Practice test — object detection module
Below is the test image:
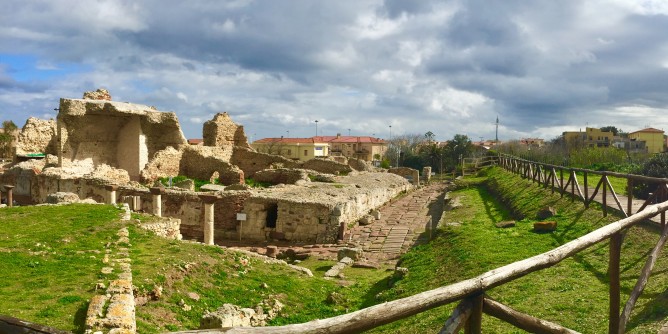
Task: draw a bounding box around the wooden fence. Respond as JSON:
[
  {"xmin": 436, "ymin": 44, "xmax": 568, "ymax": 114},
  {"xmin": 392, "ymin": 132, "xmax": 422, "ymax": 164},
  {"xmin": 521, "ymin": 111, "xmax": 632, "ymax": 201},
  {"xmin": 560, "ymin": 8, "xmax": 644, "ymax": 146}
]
[
  {"xmin": 498, "ymin": 154, "xmax": 668, "ymax": 225},
  {"xmin": 173, "ymin": 157, "xmax": 668, "ymax": 334}
]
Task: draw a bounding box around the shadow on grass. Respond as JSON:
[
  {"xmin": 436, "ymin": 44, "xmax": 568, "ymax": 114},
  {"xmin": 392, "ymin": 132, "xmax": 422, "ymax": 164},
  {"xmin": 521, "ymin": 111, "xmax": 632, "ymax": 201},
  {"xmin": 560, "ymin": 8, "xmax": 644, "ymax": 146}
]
[
  {"xmin": 625, "ymin": 287, "xmax": 668, "ymax": 332},
  {"xmin": 72, "ymin": 302, "xmax": 89, "ymax": 334}
]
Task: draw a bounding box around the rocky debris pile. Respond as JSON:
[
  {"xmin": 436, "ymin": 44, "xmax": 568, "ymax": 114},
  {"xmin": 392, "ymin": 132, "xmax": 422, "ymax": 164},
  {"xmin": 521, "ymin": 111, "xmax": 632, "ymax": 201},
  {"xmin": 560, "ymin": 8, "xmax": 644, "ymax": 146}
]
[
  {"xmin": 324, "ymin": 247, "xmax": 364, "ymax": 278},
  {"xmin": 200, "ymin": 298, "xmax": 284, "ymax": 329},
  {"xmin": 46, "ymin": 192, "xmax": 80, "ymax": 204},
  {"xmin": 83, "ymin": 88, "xmax": 112, "ymax": 101},
  {"xmin": 137, "ymin": 217, "xmax": 182, "ymax": 240}
]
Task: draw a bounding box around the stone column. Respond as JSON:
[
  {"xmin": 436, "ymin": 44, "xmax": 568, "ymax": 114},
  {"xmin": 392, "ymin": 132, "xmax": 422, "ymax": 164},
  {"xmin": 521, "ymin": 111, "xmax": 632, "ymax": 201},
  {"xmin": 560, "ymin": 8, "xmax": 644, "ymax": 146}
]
[
  {"xmin": 412, "ymin": 170, "xmax": 420, "ymax": 186},
  {"xmin": 422, "ymin": 167, "xmax": 432, "ymax": 183},
  {"xmin": 4, "ymin": 185, "xmax": 14, "ymax": 207},
  {"xmin": 199, "ymin": 194, "xmax": 220, "ymax": 245},
  {"xmin": 104, "ymin": 185, "xmax": 118, "ymax": 205},
  {"xmin": 149, "ymin": 187, "xmax": 163, "ymax": 217}
]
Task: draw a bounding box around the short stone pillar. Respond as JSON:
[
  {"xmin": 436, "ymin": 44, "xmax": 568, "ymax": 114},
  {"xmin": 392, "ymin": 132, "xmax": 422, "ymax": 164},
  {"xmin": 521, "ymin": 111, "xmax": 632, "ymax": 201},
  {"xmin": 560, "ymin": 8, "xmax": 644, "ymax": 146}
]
[
  {"xmin": 422, "ymin": 167, "xmax": 432, "ymax": 183},
  {"xmin": 149, "ymin": 187, "xmax": 163, "ymax": 217},
  {"xmin": 199, "ymin": 194, "xmax": 220, "ymax": 245},
  {"xmin": 4, "ymin": 185, "xmax": 14, "ymax": 207},
  {"xmin": 412, "ymin": 169, "xmax": 420, "ymax": 186},
  {"xmin": 104, "ymin": 184, "xmax": 118, "ymax": 205}
]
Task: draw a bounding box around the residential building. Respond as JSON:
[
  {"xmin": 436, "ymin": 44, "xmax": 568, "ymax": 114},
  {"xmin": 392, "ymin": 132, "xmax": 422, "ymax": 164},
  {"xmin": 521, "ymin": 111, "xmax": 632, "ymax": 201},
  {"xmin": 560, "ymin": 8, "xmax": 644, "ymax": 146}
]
[
  {"xmin": 187, "ymin": 138, "xmax": 204, "ymax": 145},
  {"xmin": 252, "ymin": 134, "xmax": 387, "ymax": 163},
  {"xmin": 611, "ymin": 137, "xmax": 647, "ymax": 153},
  {"xmin": 251, "ymin": 137, "xmax": 329, "ymax": 162},
  {"xmin": 562, "ymin": 127, "xmax": 614, "ymax": 148},
  {"xmin": 519, "ymin": 138, "xmax": 544, "ymax": 148},
  {"xmin": 628, "ymin": 128, "xmax": 665, "ymax": 154},
  {"xmin": 321, "ymin": 134, "xmax": 387, "ymax": 163}
]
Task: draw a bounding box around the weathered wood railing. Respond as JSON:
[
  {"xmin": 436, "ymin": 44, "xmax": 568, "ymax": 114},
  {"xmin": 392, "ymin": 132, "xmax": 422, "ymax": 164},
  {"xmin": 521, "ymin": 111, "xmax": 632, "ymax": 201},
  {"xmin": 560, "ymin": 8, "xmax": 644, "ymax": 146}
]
[
  {"xmin": 461, "ymin": 156, "xmax": 498, "ymax": 176},
  {"xmin": 498, "ymin": 154, "xmax": 668, "ymax": 224},
  {"xmin": 174, "ymin": 192, "xmax": 668, "ymax": 333}
]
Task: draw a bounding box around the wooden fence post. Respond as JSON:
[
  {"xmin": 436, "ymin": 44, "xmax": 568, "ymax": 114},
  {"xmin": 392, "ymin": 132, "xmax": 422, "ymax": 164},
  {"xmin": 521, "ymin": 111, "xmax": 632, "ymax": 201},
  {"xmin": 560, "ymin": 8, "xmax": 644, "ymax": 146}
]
[
  {"xmin": 626, "ymin": 179, "xmax": 633, "ymax": 216},
  {"xmin": 608, "ymin": 232, "xmax": 622, "ymax": 334},
  {"xmin": 465, "ymin": 293, "xmax": 483, "ymax": 334},
  {"xmin": 602, "ymin": 174, "xmax": 608, "ymax": 217},
  {"xmin": 584, "ymin": 172, "xmax": 589, "ymax": 208}
]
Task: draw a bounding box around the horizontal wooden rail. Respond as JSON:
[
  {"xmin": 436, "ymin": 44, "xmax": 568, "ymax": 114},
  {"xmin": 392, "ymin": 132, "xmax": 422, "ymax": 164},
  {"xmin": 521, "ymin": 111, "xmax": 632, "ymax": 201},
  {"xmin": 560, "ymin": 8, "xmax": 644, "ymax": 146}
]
[{"xmin": 172, "ymin": 200, "xmax": 668, "ymax": 334}]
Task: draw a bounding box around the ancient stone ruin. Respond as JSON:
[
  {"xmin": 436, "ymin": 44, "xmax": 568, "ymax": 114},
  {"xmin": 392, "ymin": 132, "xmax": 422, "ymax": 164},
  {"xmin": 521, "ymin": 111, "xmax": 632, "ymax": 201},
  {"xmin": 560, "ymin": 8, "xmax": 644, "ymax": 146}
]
[{"xmin": 0, "ymin": 90, "xmax": 418, "ymax": 246}]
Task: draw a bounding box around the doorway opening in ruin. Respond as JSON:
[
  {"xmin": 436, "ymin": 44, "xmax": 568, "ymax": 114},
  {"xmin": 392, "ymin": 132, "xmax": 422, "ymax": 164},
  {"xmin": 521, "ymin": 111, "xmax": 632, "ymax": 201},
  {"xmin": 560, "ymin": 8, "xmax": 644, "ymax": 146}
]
[{"xmin": 265, "ymin": 203, "xmax": 278, "ymax": 228}]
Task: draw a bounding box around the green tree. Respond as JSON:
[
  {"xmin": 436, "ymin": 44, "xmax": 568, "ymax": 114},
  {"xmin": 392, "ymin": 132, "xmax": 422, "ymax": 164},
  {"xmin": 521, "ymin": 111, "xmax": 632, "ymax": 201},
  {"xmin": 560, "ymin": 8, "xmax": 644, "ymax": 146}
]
[
  {"xmin": 442, "ymin": 134, "xmax": 472, "ymax": 171},
  {"xmin": 600, "ymin": 126, "xmax": 621, "ymax": 136},
  {"xmin": 0, "ymin": 120, "xmax": 18, "ymax": 158},
  {"xmin": 419, "ymin": 142, "xmax": 443, "ymax": 173}
]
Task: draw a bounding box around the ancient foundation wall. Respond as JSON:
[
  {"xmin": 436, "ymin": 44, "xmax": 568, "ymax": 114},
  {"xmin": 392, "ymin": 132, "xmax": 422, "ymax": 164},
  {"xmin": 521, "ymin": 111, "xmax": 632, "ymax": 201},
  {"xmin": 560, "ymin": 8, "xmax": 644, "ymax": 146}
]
[
  {"xmin": 302, "ymin": 158, "xmax": 353, "ymax": 175},
  {"xmin": 389, "ymin": 167, "xmax": 420, "ymax": 185},
  {"xmin": 241, "ymin": 199, "xmax": 337, "ymax": 243},
  {"xmin": 33, "ymin": 175, "xmax": 110, "ymax": 204},
  {"xmin": 253, "ymin": 169, "xmax": 309, "ymax": 185}
]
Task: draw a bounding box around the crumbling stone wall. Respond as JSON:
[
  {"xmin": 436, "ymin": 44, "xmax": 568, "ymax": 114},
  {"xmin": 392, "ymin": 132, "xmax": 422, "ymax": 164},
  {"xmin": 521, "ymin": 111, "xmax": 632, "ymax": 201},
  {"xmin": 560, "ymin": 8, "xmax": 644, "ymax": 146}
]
[
  {"xmin": 231, "ymin": 147, "xmax": 300, "ymax": 177},
  {"xmin": 139, "ymin": 217, "xmax": 182, "ymax": 239},
  {"xmin": 347, "ymin": 157, "xmax": 374, "ymax": 172},
  {"xmin": 302, "ymin": 158, "xmax": 353, "ymax": 175},
  {"xmin": 241, "ymin": 198, "xmax": 337, "ymax": 243},
  {"xmin": 57, "ymin": 98, "xmax": 187, "ymax": 181},
  {"xmin": 179, "ymin": 145, "xmax": 243, "ymax": 185},
  {"xmin": 15, "ymin": 117, "xmax": 57, "ymax": 156},
  {"xmin": 83, "ymin": 88, "xmax": 112, "ymax": 101},
  {"xmin": 33, "ymin": 174, "xmax": 111, "ymax": 204},
  {"xmin": 140, "ymin": 146, "xmax": 183, "ymax": 182},
  {"xmin": 389, "ymin": 167, "xmax": 420, "ymax": 185},
  {"xmin": 203, "ymin": 112, "xmax": 251, "ymax": 149}
]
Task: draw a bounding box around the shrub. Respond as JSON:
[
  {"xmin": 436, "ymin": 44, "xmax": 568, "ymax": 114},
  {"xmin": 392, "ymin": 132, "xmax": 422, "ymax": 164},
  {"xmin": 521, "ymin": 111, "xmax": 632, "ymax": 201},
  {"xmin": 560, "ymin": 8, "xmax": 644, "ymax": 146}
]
[{"xmin": 632, "ymin": 153, "xmax": 668, "ymax": 199}]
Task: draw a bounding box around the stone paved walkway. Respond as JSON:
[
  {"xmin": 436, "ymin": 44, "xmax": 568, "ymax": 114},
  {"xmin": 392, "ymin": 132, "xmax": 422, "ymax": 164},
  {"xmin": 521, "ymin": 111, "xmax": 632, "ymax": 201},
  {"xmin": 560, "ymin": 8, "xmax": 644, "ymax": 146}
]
[{"xmin": 343, "ymin": 182, "xmax": 448, "ymax": 261}]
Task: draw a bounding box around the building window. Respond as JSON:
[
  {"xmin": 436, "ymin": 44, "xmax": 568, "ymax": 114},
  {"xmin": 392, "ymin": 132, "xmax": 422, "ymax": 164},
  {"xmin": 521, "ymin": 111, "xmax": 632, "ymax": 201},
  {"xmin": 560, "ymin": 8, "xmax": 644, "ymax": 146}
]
[
  {"xmin": 304, "ymin": 150, "xmax": 308, "ymax": 156},
  {"xmin": 287, "ymin": 149, "xmax": 292, "ymax": 156}
]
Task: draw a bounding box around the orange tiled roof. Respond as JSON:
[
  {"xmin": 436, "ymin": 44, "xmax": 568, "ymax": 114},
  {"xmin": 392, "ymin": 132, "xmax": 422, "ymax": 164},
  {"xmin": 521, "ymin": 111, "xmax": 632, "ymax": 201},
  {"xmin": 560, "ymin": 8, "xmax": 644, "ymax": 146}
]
[
  {"xmin": 254, "ymin": 136, "xmax": 386, "ymax": 144},
  {"xmin": 630, "ymin": 127, "xmax": 664, "ymax": 134}
]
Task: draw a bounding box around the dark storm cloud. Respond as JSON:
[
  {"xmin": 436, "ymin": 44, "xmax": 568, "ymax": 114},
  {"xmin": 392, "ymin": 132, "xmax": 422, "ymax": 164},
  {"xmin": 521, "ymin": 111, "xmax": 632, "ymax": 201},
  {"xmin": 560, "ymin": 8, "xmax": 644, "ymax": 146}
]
[{"xmin": 2, "ymin": 0, "xmax": 668, "ymax": 141}]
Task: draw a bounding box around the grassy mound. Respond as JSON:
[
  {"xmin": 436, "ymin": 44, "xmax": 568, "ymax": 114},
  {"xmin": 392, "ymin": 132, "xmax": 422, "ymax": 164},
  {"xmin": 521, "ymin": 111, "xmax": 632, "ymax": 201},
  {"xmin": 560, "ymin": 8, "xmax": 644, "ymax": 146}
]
[
  {"xmin": 0, "ymin": 204, "xmax": 393, "ymax": 333},
  {"xmin": 371, "ymin": 167, "xmax": 668, "ymax": 333}
]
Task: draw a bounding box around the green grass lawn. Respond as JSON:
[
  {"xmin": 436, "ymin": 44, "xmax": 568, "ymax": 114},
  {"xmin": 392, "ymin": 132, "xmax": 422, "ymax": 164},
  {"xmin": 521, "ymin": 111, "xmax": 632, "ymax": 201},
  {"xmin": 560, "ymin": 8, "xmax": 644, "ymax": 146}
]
[
  {"xmin": 371, "ymin": 168, "xmax": 668, "ymax": 333},
  {"xmin": 0, "ymin": 204, "xmax": 122, "ymax": 333},
  {"xmin": 2, "ymin": 168, "xmax": 667, "ymax": 333}
]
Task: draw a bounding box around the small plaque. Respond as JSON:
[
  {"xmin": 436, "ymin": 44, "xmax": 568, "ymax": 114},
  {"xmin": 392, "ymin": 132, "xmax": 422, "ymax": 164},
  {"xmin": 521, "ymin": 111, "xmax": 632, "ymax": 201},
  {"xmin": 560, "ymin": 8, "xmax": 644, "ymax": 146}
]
[{"xmin": 236, "ymin": 213, "xmax": 247, "ymax": 221}]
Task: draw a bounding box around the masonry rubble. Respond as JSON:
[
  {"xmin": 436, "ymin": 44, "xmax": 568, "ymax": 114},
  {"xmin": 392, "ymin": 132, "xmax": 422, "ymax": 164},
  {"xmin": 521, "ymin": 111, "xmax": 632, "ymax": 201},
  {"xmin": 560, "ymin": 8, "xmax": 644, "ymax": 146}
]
[{"xmin": 0, "ymin": 89, "xmax": 414, "ymax": 246}]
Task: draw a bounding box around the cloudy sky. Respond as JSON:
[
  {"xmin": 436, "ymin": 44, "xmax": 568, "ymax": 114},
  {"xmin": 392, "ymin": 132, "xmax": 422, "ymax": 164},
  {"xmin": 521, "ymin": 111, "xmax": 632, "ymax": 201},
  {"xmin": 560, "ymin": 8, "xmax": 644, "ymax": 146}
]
[{"xmin": 2, "ymin": 0, "xmax": 668, "ymax": 142}]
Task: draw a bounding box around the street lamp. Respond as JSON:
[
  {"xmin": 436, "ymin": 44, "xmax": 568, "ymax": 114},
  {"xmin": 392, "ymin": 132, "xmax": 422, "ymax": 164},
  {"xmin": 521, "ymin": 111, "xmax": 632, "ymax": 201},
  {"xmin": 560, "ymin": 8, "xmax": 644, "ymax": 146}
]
[
  {"xmin": 315, "ymin": 120, "xmax": 319, "ymax": 136},
  {"xmin": 287, "ymin": 130, "xmax": 290, "ymax": 137},
  {"xmin": 348, "ymin": 128, "xmax": 351, "ymax": 136}
]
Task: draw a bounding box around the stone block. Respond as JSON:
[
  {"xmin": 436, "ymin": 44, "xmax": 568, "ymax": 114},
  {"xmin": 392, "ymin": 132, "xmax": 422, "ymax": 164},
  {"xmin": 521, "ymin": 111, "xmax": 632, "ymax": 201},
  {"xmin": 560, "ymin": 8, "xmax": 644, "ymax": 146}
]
[
  {"xmin": 533, "ymin": 221, "xmax": 557, "ymax": 232},
  {"xmin": 337, "ymin": 247, "xmax": 363, "ymax": 261},
  {"xmin": 537, "ymin": 206, "xmax": 557, "ymax": 220},
  {"xmin": 495, "ymin": 221, "xmax": 516, "ymax": 228}
]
